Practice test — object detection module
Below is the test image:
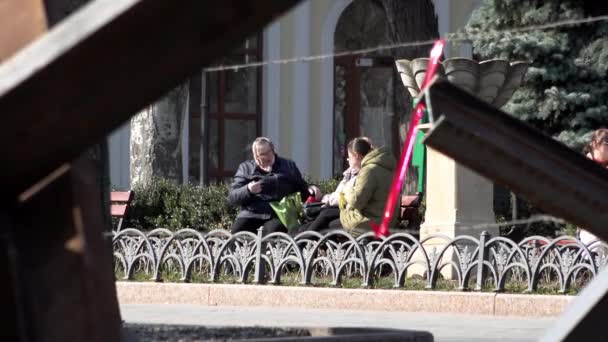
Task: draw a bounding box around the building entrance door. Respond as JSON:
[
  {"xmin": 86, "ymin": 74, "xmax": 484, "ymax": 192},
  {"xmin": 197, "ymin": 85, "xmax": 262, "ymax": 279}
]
[{"xmin": 333, "ymin": 55, "xmax": 399, "ymax": 174}]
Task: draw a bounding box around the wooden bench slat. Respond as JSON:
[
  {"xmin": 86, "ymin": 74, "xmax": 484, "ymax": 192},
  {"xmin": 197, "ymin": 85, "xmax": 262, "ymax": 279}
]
[
  {"xmin": 111, "ymin": 203, "xmax": 128, "ymax": 217},
  {"xmin": 527, "ymin": 239, "xmax": 578, "ymax": 247},
  {"xmin": 111, "ymin": 190, "xmax": 133, "ymax": 202},
  {"xmin": 401, "ymin": 195, "xmax": 419, "ymax": 207}
]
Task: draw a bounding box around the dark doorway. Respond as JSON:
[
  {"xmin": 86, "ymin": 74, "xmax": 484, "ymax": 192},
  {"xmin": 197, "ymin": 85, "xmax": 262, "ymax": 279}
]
[{"xmin": 333, "ymin": 55, "xmax": 400, "ymax": 173}]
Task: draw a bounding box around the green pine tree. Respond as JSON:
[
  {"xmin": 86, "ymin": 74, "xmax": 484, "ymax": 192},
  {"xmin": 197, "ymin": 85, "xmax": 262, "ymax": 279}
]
[{"xmin": 460, "ymin": 0, "xmax": 608, "ymax": 149}]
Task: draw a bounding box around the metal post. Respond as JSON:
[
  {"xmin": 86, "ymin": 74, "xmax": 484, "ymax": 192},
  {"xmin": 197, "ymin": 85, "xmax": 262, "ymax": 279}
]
[
  {"xmin": 200, "ymin": 70, "xmax": 208, "ymax": 186},
  {"xmin": 181, "ymin": 86, "xmax": 190, "ymax": 185},
  {"xmin": 511, "ymin": 192, "xmax": 517, "ymax": 220},
  {"xmin": 475, "ymin": 231, "xmax": 489, "ymax": 291},
  {"xmin": 253, "ymin": 227, "xmax": 266, "ymax": 284}
]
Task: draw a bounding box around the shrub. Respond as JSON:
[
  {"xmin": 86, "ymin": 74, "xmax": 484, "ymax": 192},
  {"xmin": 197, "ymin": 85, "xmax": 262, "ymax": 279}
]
[
  {"xmin": 125, "ymin": 178, "xmax": 237, "ymax": 231},
  {"xmin": 306, "ymin": 175, "xmax": 341, "ymax": 196},
  {"xmin": 494, "ymin": 184, "xmax": 569, "ymax": 240},
  {"xmin": 124, "ymin": 176, "xmax": 344, "ymax": 232}
]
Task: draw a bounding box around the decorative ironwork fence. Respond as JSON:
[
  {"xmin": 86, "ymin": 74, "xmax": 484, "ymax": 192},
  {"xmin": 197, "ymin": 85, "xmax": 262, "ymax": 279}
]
[{"xmin": 113, "ymin": 228, "xmax": 608, "ymax": 293}]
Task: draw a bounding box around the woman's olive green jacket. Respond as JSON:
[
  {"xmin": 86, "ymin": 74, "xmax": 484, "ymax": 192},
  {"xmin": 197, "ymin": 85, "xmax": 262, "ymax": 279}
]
[{"xmin": 340, "ymin": 146, "xmax": 399, "ymax": 234}]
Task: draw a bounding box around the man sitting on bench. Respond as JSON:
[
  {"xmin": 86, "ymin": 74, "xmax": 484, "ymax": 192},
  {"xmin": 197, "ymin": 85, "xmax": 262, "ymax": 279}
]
[{"xmin": 228, "ymin": 137, "xmax": 321, "ymax": 236}]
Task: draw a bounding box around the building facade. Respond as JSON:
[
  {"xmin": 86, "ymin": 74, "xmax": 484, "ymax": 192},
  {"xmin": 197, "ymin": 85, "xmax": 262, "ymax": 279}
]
[{"xmin": 108, "ymin": 0, "xmax": 482, "ymax": 189}]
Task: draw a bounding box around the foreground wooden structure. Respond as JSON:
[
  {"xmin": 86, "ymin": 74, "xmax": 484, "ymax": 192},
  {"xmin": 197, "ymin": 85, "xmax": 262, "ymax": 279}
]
[
  {"xmin": 423, "ymin": 80, "xmax": 608, "ymax": 341},
  {"xmin": 2, "ymin": 0, "xmax": 607, "ymax": 341},
  {"xmin": 0, "ymin": 0, "xmax": 299, "ymax": 341}
]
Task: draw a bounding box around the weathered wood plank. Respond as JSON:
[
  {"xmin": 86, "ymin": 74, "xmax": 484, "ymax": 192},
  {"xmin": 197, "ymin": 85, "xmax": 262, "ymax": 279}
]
[
  {"xmin": 423, "ymin": 80, "xmax": 608, "ymax": 240},
  {"xmin": 0, "ymin": 0, "xmax": 300, "ymax": 198},
  {"xmin": 0, "ymin": 1, "xmax": 49, "ymax": 340},
  {"xmin": 10, "ymin": 158, "xmax": 121, "ymax": 341}
]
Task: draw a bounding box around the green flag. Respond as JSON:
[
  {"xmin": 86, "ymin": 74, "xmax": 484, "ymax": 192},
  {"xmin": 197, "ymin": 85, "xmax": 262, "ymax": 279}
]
[{"xmin": 411, "ymin": 109, "xmax": 428, "ymax": 193}]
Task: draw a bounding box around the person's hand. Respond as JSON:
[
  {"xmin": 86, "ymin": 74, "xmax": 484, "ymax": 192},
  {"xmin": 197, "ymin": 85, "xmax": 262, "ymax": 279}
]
[
  {"xmin": 247, "ymin": 180, "xmax": 263, "ymax": 194},
  {"xmin": 308, "ymin": 185, "xmax": 321, "ymax": 201}
]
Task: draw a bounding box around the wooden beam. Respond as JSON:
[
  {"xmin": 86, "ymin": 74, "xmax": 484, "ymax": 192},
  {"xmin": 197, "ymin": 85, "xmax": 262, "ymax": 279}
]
[
  {"xmin": 0, "ymin": 0, "xmax": 47, "ymax": 62},
  {"xmin": 7, "ymin": 157, "xmax": 121, "ymax": 341},
  {"xmin": 541, "ymin": 268, "xmax": 608, "ymax": 341},
  {"xmin": 0, "ymin": 1, "xmax": 49, "ymax": 340},
  {"xmin": 424, "ymin": 80, "xmax": 608, "ymax": 341},
  {"xmin": 423, "ymin": 80, "xmax": 608, "ymax": 240},
  {"xmin": 0, "ymin": 0, "xmax": 300, "ymax": 199}
]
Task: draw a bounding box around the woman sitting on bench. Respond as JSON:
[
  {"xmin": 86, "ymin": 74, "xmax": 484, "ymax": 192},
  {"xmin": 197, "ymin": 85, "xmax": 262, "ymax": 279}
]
[
  {"xmin": 333, "ymin": 141, "xmax": 399, "ymax": 237},
  {"xmin": 294, "ymin": 137, "xmax": 372, "ymax": 235},
  {"xmin": 577, "ymin": 128, "xmax": 608, "ymax": 246}
]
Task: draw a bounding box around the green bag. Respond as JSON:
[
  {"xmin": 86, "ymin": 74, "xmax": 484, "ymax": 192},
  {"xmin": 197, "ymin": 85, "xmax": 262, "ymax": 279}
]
[
  {"xmin": 269, "ymin": 192, "xmax": 303, "ymax": 231},
  {"xmin": 412, "ymin": 99, "xmax": 428, "ymax": 193}
]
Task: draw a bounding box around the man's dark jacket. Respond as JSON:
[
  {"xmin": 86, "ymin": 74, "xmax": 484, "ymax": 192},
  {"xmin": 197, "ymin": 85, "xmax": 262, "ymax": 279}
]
[{"xmin": 228, "ymin": 155, "xmax": 310, "ymax": 219}]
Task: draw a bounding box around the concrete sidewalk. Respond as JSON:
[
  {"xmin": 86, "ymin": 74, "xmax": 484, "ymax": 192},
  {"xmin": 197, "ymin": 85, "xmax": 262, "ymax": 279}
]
[
  {"xmin": 120, "ymin": 304, "xmax": 554, "ymax": 342},
  {"xmin": 117, "ymin": 282, "xmax": 573, "ymax": 317}
]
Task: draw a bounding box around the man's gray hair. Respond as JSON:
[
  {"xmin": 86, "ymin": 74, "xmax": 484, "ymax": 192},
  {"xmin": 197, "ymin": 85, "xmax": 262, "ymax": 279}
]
[{"xmin": 252, "ymin": 137, "xmax": 275, "ymax": 153}]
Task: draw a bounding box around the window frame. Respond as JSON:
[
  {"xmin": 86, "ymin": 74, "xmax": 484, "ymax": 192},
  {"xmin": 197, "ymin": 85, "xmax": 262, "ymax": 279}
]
[{"xmin": 191, "ymin": 34, "xmax": 263, "ymax": 183}]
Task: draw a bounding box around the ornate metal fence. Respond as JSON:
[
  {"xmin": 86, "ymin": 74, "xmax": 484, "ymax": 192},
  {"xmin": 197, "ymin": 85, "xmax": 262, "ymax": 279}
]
[{"xmin": 113, "ymin": 228, "xmax": 608, "ymax": 293}]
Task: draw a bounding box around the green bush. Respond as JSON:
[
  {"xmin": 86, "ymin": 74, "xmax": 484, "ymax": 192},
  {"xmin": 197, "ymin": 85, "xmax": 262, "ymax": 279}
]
[
  {"xmin": 124, "ymin": 176, "xmax": 344, "ymax": 232},
  {"xmin": 306, "ymin": 175, "xmax": 341, "ymax": 196},
  {"xmin": 494, "ymin": 184, "xmax": 568, "ymax": 239},
  {"xmin": 125, "ymin": 178, "xmax": 237, "ymax": 231}
]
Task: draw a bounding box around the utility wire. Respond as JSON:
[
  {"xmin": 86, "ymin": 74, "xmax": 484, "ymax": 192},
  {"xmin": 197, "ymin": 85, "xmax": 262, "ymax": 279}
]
[{"xmin": 203, "ymin": 14, "xmax": 608, "ymax": 72}]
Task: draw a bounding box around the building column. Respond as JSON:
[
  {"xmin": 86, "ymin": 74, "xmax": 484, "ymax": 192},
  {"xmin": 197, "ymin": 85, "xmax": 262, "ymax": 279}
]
[
  {"xmin": 292, "ymin": 1, "xmax": 311, "ymax": 174},
  {"xmin": 319, "ymin": 0, "xmax": 353, "ymax": 179},
  {"xmin": 433, "ymin": 0, "xmax": 451, "ymax": 57},
  {"xmin": 263, "ymin": 21, "xmax": 281, "ymax": 145},
  {"xmin": 421, "ymin": 146, "xmax": 497, "ymax": 238},
  {"xmin": 415, "ymin": 133, "xmax": 496, "ymax": 280}
]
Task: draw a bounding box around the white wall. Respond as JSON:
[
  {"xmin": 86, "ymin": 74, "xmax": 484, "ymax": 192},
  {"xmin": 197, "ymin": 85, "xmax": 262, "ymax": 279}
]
[
  {"xmin": 318, "ymin": 0, "xmax": 353, "ymax": 180},
  {"xmin": 262, "ymin": 21, "xmax": 281, "ymax": 147},
  {"xmin": 291, "ymin": 1, "xmax": 312, "ymax": 175}
]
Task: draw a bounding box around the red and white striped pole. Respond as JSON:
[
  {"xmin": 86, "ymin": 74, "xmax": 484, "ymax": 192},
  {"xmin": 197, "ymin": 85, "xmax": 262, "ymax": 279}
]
[{"xmin": 372, "ymin": 39, "xmax": 445, "ymax": 238}]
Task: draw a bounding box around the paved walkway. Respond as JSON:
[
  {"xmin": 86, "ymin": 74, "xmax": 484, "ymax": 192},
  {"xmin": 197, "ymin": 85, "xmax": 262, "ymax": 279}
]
[{"xmin": 120, "ymin": 304, "xmax": 555, "ymax": 342}]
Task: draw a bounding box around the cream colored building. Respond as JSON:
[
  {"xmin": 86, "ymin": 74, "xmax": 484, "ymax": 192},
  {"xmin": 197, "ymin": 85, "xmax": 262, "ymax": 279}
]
[{"xmin": 108, "ymin": 0, "xmax": 483, "ymax": 189}]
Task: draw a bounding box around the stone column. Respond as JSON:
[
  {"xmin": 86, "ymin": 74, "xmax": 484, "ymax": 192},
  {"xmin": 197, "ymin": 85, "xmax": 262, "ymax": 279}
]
[
  {"xmin": 409, "ymin": 141, "xmax": 497, "ymax": 280},
  {"xmin": 421, "ymin": 145, "xmax": 498, "ymax": 238},
  {"xmin": 395, "ymin": 58, "xmax": 528, "ymax": 240},
  {"xmin": 395, "ymin": 58, "xmax": 528, "ymax": 279}
]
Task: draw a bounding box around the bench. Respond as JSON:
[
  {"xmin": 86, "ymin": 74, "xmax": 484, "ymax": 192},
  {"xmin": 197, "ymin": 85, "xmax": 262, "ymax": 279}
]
[
  {"xmin": 111, "ymin": 190, "xmax": 134, "ymax": 232},
  {"xmin": 524, "ymin": 238, "xmax": 578, "ymax": 248}
]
